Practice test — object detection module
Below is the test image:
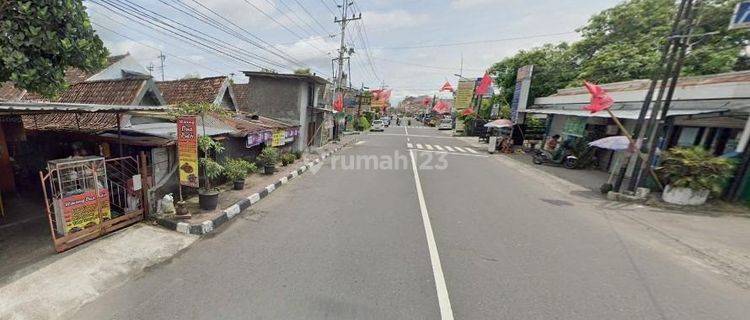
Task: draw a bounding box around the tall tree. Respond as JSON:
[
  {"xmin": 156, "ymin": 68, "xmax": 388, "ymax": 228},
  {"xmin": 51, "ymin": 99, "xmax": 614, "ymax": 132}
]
[
  {"xmin": 489, "ymin": 43, "xmax": 578, "ymax": 105},
  {"xmin": 0, "ymin": 1, "xmax": 108, "ymax": 98}
]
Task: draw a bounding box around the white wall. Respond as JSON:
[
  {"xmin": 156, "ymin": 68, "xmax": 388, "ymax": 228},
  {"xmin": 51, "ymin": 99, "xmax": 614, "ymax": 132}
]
[{"xmin": 88, "ymin": 55, "xmax": 150, "ymax": 81}]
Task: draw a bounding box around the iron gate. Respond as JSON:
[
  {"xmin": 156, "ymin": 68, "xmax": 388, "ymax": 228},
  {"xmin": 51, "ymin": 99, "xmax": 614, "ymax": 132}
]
[{"xmin": 40, "ymin": 156, "xmax": 147, "ymax": 252}]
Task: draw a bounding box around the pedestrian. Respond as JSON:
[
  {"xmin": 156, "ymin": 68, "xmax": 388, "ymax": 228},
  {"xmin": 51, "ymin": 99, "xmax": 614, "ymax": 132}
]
[{"xmin": 546, "ymin": 134, "xmax": 560, "ymax": 151}]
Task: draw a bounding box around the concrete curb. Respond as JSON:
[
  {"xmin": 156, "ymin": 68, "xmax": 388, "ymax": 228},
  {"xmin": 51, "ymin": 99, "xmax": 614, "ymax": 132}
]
[{"xmin": 155, "ymin": 143, "xmax": 348, "ymax": 235}]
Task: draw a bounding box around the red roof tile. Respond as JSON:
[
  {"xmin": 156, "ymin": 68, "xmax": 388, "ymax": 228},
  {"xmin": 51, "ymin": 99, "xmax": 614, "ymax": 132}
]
[
  {"xmin": 21, "ymin": 113, "xmax": 118, "ymax": 132},
  {"xmin": 53, "ymin": 78, "xmax": 147, "ymax": 105},
  {"xmin": 231, "ymin": 83, "xmax": 251, "ymax": 112},
  {"xmin": 0, "ymin": 83, "xmax": 25, "ymax": 101},
  {"xmin": 157, "ymin": 76, "xmax": 227, "ymax": 105}
]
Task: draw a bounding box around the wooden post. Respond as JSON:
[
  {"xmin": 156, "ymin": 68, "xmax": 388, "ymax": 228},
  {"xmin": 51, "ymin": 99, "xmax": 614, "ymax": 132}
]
[{"xmin": 139, "ymin": 152, "xmax": 150, "ymax": 218}]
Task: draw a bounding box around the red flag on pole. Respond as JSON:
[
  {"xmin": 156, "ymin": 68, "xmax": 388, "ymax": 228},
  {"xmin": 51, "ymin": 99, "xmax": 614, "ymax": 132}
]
[
  {"xmin": 440, "ymin": 81, "xmax": 454, "ymax": 92},
  {"xmin": 475, "ymin": 72, "xmax": 492, "ymax": 96},
  {"xmin": 432, "ymin": 100, "xmax": 450, "ymax": 114},
  {"xmin": 333, "ymin": 93, "xmax": 344, "ymax": 112},
  {"xmin": 461, "ymin": 108, "xmax": 475, "ymax": 116},
  {"xmin": 422, "ymin": 97, "xmax": 432, "ymax": 106},
  {"xmin": 582, "ymin": 81, "xmax": 614, "ymax": 113}
]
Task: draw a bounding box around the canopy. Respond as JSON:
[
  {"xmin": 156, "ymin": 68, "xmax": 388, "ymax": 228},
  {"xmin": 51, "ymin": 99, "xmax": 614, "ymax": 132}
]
[
  {"xmin": 589, "ymin": 136, "xmax": 631, "ymax": 151},
  {"xmin": 525, "ymin": 108, "xmax": 727, "ymax": 119},
  {"xmin": 484, "ymin": 119, "xmax": 513, "ymax": 128}
]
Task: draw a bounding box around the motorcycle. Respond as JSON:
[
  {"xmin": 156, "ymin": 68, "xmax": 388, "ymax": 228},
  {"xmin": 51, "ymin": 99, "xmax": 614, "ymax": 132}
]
[{"xmin": 532, "ymin": 148, "xmax": 578, "ymax": 169}]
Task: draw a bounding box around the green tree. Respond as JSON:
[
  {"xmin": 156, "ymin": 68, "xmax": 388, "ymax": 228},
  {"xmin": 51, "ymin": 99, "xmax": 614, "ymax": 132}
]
[
  {"xmin": 489, "ymin": 43, "xmax": 578, "ymax": 106},
  {"xmin": 0, "ymin": 1, "xmax": 109, "ymax": 98}
]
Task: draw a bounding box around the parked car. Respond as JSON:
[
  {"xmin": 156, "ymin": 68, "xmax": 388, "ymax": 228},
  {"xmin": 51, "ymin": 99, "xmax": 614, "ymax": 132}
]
[
  {"xmin": 371, "ymin": 120, "xmax": 385, "ymax": 131},
  {"xmin": 380, "ymin": 117, "xmax": 390, "ymax": 126},
  {"xmin": 437, "ymin": 118, "xmax": 453, "ymax": 130}
]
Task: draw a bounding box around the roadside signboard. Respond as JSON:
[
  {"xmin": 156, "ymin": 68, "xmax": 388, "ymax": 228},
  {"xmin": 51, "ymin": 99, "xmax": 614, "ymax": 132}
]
[
  {"xmin": 271, "ymin": 130, "xmax": 285, "ymax": 147},
  {"xmin": 57, "ymin": 189, "xmax": 111, "ymax": 234},
  {"xmin": 455, "ymin": 80, "xmax": 476, "ymax": 111},
  {"xmin": 177, "ymin": 116, "xmax": 199, "ymax": 188},
  {"xmin": 510, "ymin": 65, "xmax": 534, "ymax": 124},
  {"xmin": 730, "ymin": 1, "xmax": 750, "ymax": 29}
]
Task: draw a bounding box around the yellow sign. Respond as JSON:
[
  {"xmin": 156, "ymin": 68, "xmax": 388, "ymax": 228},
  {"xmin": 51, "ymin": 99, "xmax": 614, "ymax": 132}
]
[
  {"xmin": 177, "ymin": 116, "xmax": 199, "ymax": 188},
  {"xmin": 271, "ymin": 130, "xmax": 285, "ymax": 147},
  {"xmin": 59, "ymin": 190, "xmax": 111, "ymax": 234},
  {"xmin": 455, "ymin": 80, "xmax": 476, "ymax": 111}
]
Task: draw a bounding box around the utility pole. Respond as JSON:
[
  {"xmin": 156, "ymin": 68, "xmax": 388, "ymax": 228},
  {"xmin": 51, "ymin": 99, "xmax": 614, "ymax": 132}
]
[
  {"xmin": 158, "ymin": 51, "xmax": 166, "ymax": 81},
  {"xmin": 147, "ymin": 62, "xmax": 155, "ymax": 76},
  {"xmin": 333, "ymin": 0, "xmax": 360, "ymax": 139}
]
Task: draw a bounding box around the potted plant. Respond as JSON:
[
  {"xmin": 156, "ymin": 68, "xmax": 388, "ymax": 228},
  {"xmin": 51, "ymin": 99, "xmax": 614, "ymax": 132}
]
[
  {"xmin": 293, "ymin": 150, "xmax": 303, "ymax": 160},
  {"xmin": 224, "ymin": 158, "xmax": 257, "ymax": 190},
  {"xmin": 281, "ymin": 153, "xmax": 296, "ymax": 166},
  {"xmin": 658, "ymin": 147, "xmax": 735, "ymax": 206},
  {"xmin": 173, "ymin": 102, "xmax": 233, "ymax": 211},
  {"xmin": 198, "ymin": 136, "xmax": 225, "ymax": 210},
  {"xmin": 257, "ymin": 147, "xmax": 279, "ymax": 174}
]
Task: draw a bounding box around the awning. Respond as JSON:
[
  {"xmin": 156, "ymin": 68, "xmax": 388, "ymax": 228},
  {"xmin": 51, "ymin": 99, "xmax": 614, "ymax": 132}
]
[
  {"xmin": 0, "ymin": 101, "xmax": 170, "ymax": 113},
  {"xmin": 524, "ymin": 108, "xmax": 728, "ymax": 119},
  {"xmin": 104, "ymin": 122, "xmax": 233, "ymax": 139}
]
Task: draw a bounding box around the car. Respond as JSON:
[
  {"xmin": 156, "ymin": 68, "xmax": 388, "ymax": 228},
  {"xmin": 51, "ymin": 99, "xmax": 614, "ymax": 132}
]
[
  {"xmin": 380, "ymin": 117, "xmax": 390, "ymax": 126},
  {"xmin": 438, "ymin": 118, "xmax": 453, "ymax": 130},
  {"xmin": 371, "ymin": 120, "xmax": 385, "ymax": 131}
]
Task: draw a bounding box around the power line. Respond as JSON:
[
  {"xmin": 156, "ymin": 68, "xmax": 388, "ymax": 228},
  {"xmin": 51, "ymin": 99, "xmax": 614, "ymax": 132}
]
[
  {"xmin": 291, "ymin": 0, "xmax": 333, "ymax": 35},
  {"xmin": 373, "ymin": 57, "xmax": 485, "ymax": 72},
  {"xmin": 90, "ymin": 0, "xmax": 281, "ymax": 70},
  {"xmin": 319, "ymin": 0, "xmax": 335, "ymax": 15},
  {"xmin": 241, "ymin": 0, "xmax": 332, "ymax": 56},
  {"xmin": 378, "ymin": 31, "xmax": 577, "ymax": 50}
]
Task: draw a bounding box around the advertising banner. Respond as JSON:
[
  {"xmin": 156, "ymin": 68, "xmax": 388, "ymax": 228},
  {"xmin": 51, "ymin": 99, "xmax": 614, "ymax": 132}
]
[
  {"xmin": 511, "ymin": 65, "xmax": 534, "ymax": 123},
  {"xmin": 58, "ymin": 189, "xmax": 111, "ymax": 234},
  {"xmin": 177, "ymin": 116, "xmax": 199, "ymax": 188},
  {"xmin": 563, "ymin": 116, "xmax": 586, "ymax": 137},
  {"xmin": 455, "ymin": 80, "xmax": 476, "ymax": 111},
  {"xmin": 271, "ymin": 130, "xmax": 285, "ymax": 147},
  {"xmin": 246, "ymin": 130, "xmax": 271, "ymax": 148}
]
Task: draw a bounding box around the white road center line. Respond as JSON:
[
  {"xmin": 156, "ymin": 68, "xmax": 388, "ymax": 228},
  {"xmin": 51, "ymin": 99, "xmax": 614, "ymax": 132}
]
[
  {"xmin": 435, "ymin": 145, "xmax": 445, "ymax": 151},
  {"xmin": 465, "ymin": 147, "xmax": 478, "ymax": 154},
  {"xmin": 425, "ymin": 144, "xmax": 434, "ymax": 150},
  {"xmin": 416, "ymin": 144, "xmax": 424, "ymax": 149},
  {"xmin": 407, "ymin": 142, "xmax": 414, "ymax": 148},
  {"xmin": 454, "ymin": 147, "xmax": 466, "ymax": 153},
  {"xmin": 444, "ymin": 146, "xmax": 455, "ymax": 152},
  {"xmin": 409, "ymin": 150, "xmax": 454, "ymax": 320}
]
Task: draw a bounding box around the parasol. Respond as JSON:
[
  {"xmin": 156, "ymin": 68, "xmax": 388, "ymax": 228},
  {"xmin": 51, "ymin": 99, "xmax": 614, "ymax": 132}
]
[{"xmin": 484, "ymin": 119, "xmax": 513, "ymax": 128}]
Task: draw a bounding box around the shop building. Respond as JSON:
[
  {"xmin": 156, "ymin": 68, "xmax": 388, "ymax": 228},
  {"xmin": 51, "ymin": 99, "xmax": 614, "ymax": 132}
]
[{"xmin": 523, "ymin": 71, "xmax": 750, "ymax": 179}]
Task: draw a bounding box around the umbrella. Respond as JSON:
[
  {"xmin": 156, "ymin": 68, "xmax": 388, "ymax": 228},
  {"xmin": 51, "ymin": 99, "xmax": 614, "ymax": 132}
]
[
  {"xmin": 588, "ymin": 136, "xmax": 631, "ymax": 151},
  {"xmin": 484, "ymin": 119, "xmax": 513, "ymax": 128}
]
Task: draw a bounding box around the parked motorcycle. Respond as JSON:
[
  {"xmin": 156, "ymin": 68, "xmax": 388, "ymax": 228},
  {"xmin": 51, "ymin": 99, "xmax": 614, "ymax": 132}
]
[{"xmin": 532, "ymin": 148, "xmax": 578, "ymax": 169}]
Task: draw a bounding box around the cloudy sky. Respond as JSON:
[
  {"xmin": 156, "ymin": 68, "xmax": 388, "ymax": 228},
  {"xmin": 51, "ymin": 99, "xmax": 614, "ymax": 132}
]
[{"xmin": 85, "ymin": 0, "xmax": 622, "ymax": 104}]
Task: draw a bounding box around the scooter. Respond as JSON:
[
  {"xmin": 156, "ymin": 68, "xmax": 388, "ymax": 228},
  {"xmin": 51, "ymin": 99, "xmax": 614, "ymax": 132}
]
[{"xmin": 532, "ymin": 148, "xmax": 578, "ymax": 169}]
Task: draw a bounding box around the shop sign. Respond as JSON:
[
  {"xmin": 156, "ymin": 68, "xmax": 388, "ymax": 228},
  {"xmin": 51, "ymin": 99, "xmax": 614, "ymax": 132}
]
[
  {"xmin": 271, "ymin": 130, "xmax": 285, "ymax": 147},
  {"xmin": 563, "ymin": 116, "xmax": 587, "ymax": 137},
  {"xmin": 285, "ymin": 127, "xmax": 300, "ymax": 138},
  {"xmin": 455, "ymin": 80, "xmax": 476, "ymax": 111},
  {"xmin": 177, "ymin": 116, "xmax": 199, "ymax": 188},
  {"xmin": 511, "ymin": 65, "xmax": 534, "ymax": 123},
  {"xmin": 246, "ymin": 130, "xmax": 271, "ymax": 148},
  {"xmin": 58, "ymin": 189, "xmax": 111, "ymax": 234}
]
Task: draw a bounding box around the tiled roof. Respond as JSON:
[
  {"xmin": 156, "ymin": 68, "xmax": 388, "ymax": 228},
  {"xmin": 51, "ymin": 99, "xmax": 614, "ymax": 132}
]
[
  {"xmin": 50, "ymin": 78, "xmax": 147, "ymax": 105},
  {"xmin": 21, "ymin": 113, "xmax": 119, "ymax": 132},
  {"xmin": 157, "ymin": 76, "xmax": 227, "ymax": 105},
  {"xmin": 0, "ymin": 54, "xmax": 130, "ymax": 101},
  {"xmin": 231, "ymin": 83, "xmax": 251, "ymax": 112}
]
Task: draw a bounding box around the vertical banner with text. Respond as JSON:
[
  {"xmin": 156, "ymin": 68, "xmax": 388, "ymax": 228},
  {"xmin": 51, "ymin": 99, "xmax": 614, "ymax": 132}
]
[
  {"xmin": 177, "ymin": 116, "xmax": 199, "ymax": 188},
  {"xmin": 511, "ymin": 65, "xmax": 534, "ymax": 124}
]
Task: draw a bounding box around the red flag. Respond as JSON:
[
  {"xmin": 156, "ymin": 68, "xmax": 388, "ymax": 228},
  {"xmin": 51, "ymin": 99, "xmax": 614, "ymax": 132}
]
[
  {"xmin": 432, "ymin": 100, "xmax": 450, "ymax": 114},
  {"xmin": 333, "ymin": 93, "xmax": 344, "ymax": 112},
  {"xmin": 582, "ymin": 81, "xmax": 614, "ymax": 113},
  {"xmin": 440, "ymin": 81, "xmax": 454, "ymax": 92},
  {"xmin": 475, "ymin": 72, "xmax": 492, "ymax": 96},
  {"xmin": 461, "ymin": 108, "xmax": 475, "ymax": 116},
  {"xmin": 422, "ymin": 97, "xmax": 432, "ymax": 106},
  {"xmin": 380, "ymin": 89, "xmax": 392, "ymax": 101}
]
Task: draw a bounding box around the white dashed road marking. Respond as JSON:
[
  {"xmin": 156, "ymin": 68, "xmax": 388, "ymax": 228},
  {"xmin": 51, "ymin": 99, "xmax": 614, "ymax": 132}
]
[
  {"xmin": 435, "ymin": 145, "xmax": 444, "ymax": 151},
  {"xmin": 453, "ymin": 147, "xmax": 466, "ymax": 153},
  {"xmin": 444, "ymin": 146, "xmax": 455, "ymax": 152},
  {"xmin": 425, "ymin": 144, "xmax": 434, "ymax": 150},
  {"xmin": 416, "ymin": 144, "xmax": 424, "ymax": 149},
  {"xmin": 407, "ymin": 142, "xmax": 414, "ymax": 148}
]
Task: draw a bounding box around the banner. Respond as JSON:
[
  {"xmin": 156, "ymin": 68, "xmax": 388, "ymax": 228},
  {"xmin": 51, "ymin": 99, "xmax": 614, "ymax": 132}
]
[
  {"xmin": 58, "ymin": 189, "xmax": 111, "ymax": 234},
  {"xmin": 511, "ymin": 65, "xmax": 534, "ymax": 123},
  {"xmin": 246, "ymin": 130, "xmax": 271, "ymax": 148},
  {"xmin": 177, "ymin": 116, "xmax": 199, "ymax": 188},
  {"xmin": 563, "ymin": 116, "xmax": 586, "ymax": 137},
  {"xmin": 455, "ymin": 80, "xmax": 476, "ymax": 111},
  {"xmin": 271, "ymin": 130, "xmax": 285, "ymax": 147}
]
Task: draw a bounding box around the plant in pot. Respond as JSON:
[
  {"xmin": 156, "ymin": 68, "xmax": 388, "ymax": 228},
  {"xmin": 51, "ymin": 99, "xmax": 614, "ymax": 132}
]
[
  {"xmin": 257, "ymin": 147, "xmax": 279, "ymax": 175},
  {"xmin": 198, "ymin": 136, "xmax": 225, "ymax": 210},
  {"xmin": 657, "ymin": 147, "xmax": 735, "ymax": 206},
  {"xmin": 224, "ymin": 158, "xmax": 257, "ymax": 190},
  {"xmin": 293, "ymin": 150, "xmax": 303, "ymax": 160},
  {"xmin": 171, "ymin": 102, "xmax": 233, "ymax": 211},
  {"xmin": 281, "ymin": 153, "xmax": 296, "ymax": 166}
]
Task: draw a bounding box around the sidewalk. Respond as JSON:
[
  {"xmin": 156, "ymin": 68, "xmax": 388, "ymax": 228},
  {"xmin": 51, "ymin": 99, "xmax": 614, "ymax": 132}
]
[
  {"xmin": 456, "ymin": 135, "xmax": 750, "ymax": 288},
  {"xmin": 0, "ymin": 224, "xmax": 197, "ymax": 320}
]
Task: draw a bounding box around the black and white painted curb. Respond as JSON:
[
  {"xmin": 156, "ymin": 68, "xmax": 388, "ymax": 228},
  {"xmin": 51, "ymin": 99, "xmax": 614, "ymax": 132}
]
[{"xmin": 156, "ymin": 144, "xmax": 347, "ymax": 235}]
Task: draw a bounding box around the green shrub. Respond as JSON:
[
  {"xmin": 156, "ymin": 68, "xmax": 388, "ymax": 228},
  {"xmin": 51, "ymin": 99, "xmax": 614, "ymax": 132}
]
[
  {"xmin": 358, "ymin": 116, "xmax": 370, "ymax": 131},
  {"xmin": 293, "ymin": 150, "xmax": 303, "ymax": 159},
  {"xmin": 281, "ymin": 153, "xmax": 296, "ymax": 166},
  {"xmin": 224, "ymin": 158, "xmax": 257, "ymax": 181},
  {"xmin": 257, "ymin": 147, "xmax": 279, "ymax": 167},
  {"xmin": 658, "ymin": 147, "xmax": 735, "ymax": 193}
]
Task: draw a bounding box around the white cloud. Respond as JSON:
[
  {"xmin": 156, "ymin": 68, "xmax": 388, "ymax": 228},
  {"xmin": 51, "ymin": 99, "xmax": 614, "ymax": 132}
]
[
  {"xmin": 360, "ymin": 10, "xmax": 429, "ymax": 31},
  {"xmin": 275, "ymin": 37, "xmax": 338, "ymax": 67},
  {"xmin": 450, "ymin": 0, "xmax": 504, "ymax": 9}
]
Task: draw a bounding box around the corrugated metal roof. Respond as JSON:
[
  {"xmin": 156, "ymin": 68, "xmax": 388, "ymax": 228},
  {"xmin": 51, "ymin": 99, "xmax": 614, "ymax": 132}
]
[
  {"xmin": 0, "ymin": 101, "xmax": 169, "ymax": 113},
  {"xmin": 111, "ymin": 122, "xmax": 232, "ymax": 139},
  {"xmin": 525, "ymin": 108, "xmax": 728, "ymax": 120}
]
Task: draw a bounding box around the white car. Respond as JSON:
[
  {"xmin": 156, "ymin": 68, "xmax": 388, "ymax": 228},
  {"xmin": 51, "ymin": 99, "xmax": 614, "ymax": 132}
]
[
  {"xmin": 437, "ymin": 118, "xmax": 453, "ymax": 130},
  {"xmin": 371, "ymin": 120, "xmax": 385, "ymax": 131}
]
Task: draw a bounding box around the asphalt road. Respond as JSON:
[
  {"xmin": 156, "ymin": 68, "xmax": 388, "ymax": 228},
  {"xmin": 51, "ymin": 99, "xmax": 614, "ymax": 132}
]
[{"xmin": 71, "ymin": 122, "xmax": 750, "ymax": 319}]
